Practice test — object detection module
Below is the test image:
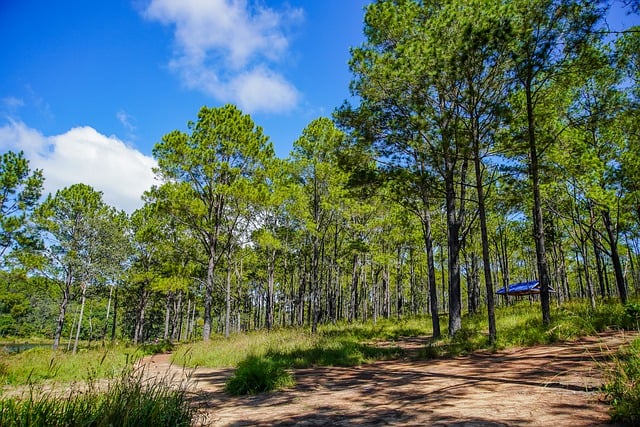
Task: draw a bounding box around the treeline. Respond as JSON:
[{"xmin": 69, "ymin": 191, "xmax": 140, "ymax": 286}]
[{"xmin": 1, "ymin": 0, "xmax": 639, "ymax": 347}]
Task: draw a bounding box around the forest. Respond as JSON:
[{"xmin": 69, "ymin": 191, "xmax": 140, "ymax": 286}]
[{"xmin": 1, "ymin": 0, "xmax": 639, "ymax": 351}]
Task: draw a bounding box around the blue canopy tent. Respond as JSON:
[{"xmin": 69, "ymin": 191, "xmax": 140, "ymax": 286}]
[{"xmin": 496, "ymin": 280, "xmax": 551, "ymax": 296}]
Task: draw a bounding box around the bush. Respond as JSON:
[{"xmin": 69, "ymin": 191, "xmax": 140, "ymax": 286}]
[
  {"xmin": 623, "ymin": 303, "xmax": 640, "ymax": 330},
  {"xmin": 225, "ymin": 355, "xmax": 294, "ymax": 396},
  {"xmin": 140, "ymin": 339, "xmax": 174, "ymax": 356},
  {"xmin": 603, "ymin": 338, "xmax": 640, "ymax": 424}
]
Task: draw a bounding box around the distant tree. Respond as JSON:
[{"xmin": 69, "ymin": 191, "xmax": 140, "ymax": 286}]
[
  {"xmin": 506, "ymin": 0, "xmax": 605, "ymax": 323},
  {"xmin": 0, "ymin": 150, "xmax": 44, "ymax": 260},
  {"xmin": 34, "ymin": 184, "xmax": 126, "ymax": 351},
  {"xmin": 291, "ymin": 117, "xmax": 348, "ymax": 333},
  {"xmin": 152, "ymin": 104, "xmax": 274, "ymax": 340}
]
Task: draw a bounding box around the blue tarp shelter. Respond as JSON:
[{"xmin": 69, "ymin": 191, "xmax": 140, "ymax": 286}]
[{"xmin": 496, "ymin": 280, "xmax": 545, "ymax": 296}]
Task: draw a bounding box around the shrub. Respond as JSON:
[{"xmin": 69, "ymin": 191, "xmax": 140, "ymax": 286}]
[
  {"xmin": 225, "ymin": 355, "xmax": 294, "ymax": 396},
  {"xmin": 140, "ymin": 339, "xmax": 174, "ymax": 356},
  {"xmin": 623, "ymin": 303, "xmax": 640, "ymax": 330}
]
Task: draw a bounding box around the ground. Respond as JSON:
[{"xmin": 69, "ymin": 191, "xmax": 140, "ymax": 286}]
[{"xmin": 140, "ymin": 330, "xmax": 635, "ymax": 426}]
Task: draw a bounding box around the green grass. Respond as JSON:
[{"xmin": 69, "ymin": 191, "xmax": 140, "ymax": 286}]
[
  {"xmin": 603, "ymin": 337, "xmax": 640, "ymax": 424},
  {"xmin": 2, "ymin": 298, "xmax": 637, "ymax": 409},
  {"xmin": 0, "ymin": 364, "xmax": 197, "ymax": 426},
  {"xmin": 225, "ymin": 356, "xmax": 295, "ymax": 395},
  {"xmin": 0, "ymin": 345, "xmax": 142, "ymax": 387}
]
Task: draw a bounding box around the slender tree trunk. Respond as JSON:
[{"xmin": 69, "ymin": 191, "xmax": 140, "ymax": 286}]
[
  {"xmin": 589, "ymin": 204, "xmax": 607, "ymax": 298},
  {"xmin": 203, "ymin": 248, "xmax": 215, "ymax": 340},
  {"xmin": 173, "ymin": 291, "xmax": 183, "ymax": 341},
  {"xmin": 445, "ymin": 171, "xmax": 463, "ymax": 336},
  {"xmin": 420, "ymin": 211, "xmax": 440, "ymax": 339},
  {"xmin": 134, "ymin": 287, "xmax": 149, "ymax": 345},
  {"xmin": 526, "ymin": 82, "xmax": 552, "ymax": 326},
  {"xmin": 581, "ymin": 236, "xmax": 597, "ymax": 309},
  {"xmin": 602, "ymin": 209, "xmax": 627, "ymax": 304},
  {"xmin": 102, "ymin": 284, "xmax": 113, "ymax": 346},
  {"xmin": 626, "ymin": 233, "xmax": 639, "ymax": 295},
  {"xmin": 383, "ymin": 264, "xmax": 390, "ymax": 319},
  {"xmin": 266, "ymin": 248, "xmax": 276, "ymax": 330},
  {"xmin": 53, "ymin": 274, "xmax": 72, "ymax": 351},
  {"xmin": 225, "ymin": 258, "xmax": 232, "ymax": 338},
  {"xmin": 73, "ymin": 283, "xmax": 87, "ymax": 354},
  {"xmin": 394, "ymin": 250, "xmax": 401, "ymax": 319},
  {"xmin": 110, "ymin": 287, "xmax": 118, "ymax": 342},
  {"xmin": 466, "ymin": 252, "xmax": 480, "ymax": 315},
  {"xmin": 349, "ymin": 254, "xmax": 359, "ymax": 322},
  {"xmin": 164, "ymin": 292, "xmax": 172, "ymax": 340}
]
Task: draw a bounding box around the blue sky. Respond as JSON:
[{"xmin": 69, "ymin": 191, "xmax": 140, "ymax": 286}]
[{"xmin": 0, "ymin": 1, "xmax": 637, "ymax": 213}]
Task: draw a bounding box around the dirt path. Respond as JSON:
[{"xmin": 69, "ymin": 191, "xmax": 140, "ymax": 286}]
[{"xmin": 141, "ymin": 330, "xmax": 635, "ymax": 426}]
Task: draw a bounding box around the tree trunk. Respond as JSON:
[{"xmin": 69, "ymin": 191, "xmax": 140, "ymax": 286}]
[
  {"xmin": 445, "ymin": 168, "xmax": 463, "ymax": 336},
  {"xmin": 173, "ymin": 291, "xmax": 183, "ymax": 341},
  {"xmin": 110, "ymin": 287, "xmax": 118, "ymax": 343},
  {"xmin": 393, "ymin": 252, "xmax": 401, "ymax": 319},
  {"xmin": 225, "ymin": 259, "xmax": 232, "ymax": 338},
  {"xmin": 163, "ymin": 291, "xmax": 172, "ymax": 340},
  {"xmin": 73, "ymin": 283, "xmax": 87, "ymax": 354},
  {"xmin": 134, "ymin": 287, "xmax": 149, "ymax": 345},
  {"xmin": 53, "ymin": 274, "xmax": 72, "ymax": 351},
  {"xmin": 349, "ymin": 254, "xmax": 359, "ymax": 322},
  {"xmin": 602, "ymin": 209, "xmax": 627, "ymax": 303},
  {"xmin": 266, "ymin": 248, "xmax": 276, "ymax": 330},
  {"xmin": 420, "ymin": 210, "xmax": 440, "ymax": 339},
  {"xmin": 526, "ymin": 81, "xmax": 552, "ymax": 326},
  {"xmin": 203, "ymin": 248, "xmax": 215, "ymax": 340},
  {"xmin": 466, "ymin": 252, "xmax": 480, "ymax": 315},
  {"xmin": 102, "ymin": 284, "xmax": 113, "ymax": 346}
]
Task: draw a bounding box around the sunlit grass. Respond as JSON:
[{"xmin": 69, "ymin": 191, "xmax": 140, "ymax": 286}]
[
  {"xmin": 604, "ymin": 337, "xmax": 640, "ymax": 424},
  {"xmin": 2, "ymin": 297, "xmax": 636, "ymax": 401},
  {"xmin": 0, "ymin": 344, "xmax": 142, "ymax": 387},
  {"xmin": 0, "ymin": 364, "xmax": 197, "ymax": 427}
]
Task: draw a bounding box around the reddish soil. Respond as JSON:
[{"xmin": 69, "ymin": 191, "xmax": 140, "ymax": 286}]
[{"xmin": 141, "ymin": 330, "xmax": 635, "ymax": 426}]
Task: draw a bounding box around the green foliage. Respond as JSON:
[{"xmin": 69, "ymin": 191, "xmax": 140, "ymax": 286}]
[
  {"xmin": 0, "ymin": 150, "xmax": 44, "ymax": 260},
  {"xmin": 604, "ymin": 338, "xmax": 640, "ymax": 424},
  {"xmin": 623, "ymin": 303, "xmax": 640, "ymax": 330},
  {"xmin": 139, "ymin": 339, "xmax": 174, "ymax": 356},
  {"xmin": 0, "ymin": 365, "xmax": 196, "ymax": 427},
  {"xmin": 225, "ymin": 355, "xmax": 294, "ymax": 396}
]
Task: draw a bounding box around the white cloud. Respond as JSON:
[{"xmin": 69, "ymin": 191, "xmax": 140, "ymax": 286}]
[
  {"xmin": 143, "ymin": 0, "xmax": 303, "ymax": 113},
  {"xmin": 0, "ymin": 120, "xmax": 157, "ymax": 213}
]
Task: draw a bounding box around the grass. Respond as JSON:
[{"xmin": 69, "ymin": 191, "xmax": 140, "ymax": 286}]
[
  {"xmin": 225, "ymin": 356, "xmax": 295, "ymax": 396},
  {"xmin": 178, "ymin": 299, "xmax": 631, "ymax": 394},
  {"xmin": 0, "ymin": 364, "xmax": 197, "ymax": 426},
  {"xmin": 603, "ymin": 337, "xmax": 640, "ymax": 424},
  {"xmin": 1, "ymin": 298, "xmax": 637, "ymax": 415},
  {"xmin": 0, "ymin": 345, "xmax": 142, "ymax": 387}
]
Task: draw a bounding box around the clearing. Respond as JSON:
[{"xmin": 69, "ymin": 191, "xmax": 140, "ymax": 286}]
[{"xmin": 141, "ymin": 330, "xmax": 635, "ymax": 426}]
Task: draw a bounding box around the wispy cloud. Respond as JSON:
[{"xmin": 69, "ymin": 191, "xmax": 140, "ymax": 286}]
[
  {"xmin": 143, "ymin": 0, "xmax": 303, "ymax": 114},
  {"xmin": 2, "ymin": 96, "xmax": 24, "ymax": 111},
  {"xmin": 116, "ymin": 109, "xmax": 136, "ymax": 132},
  {"xmin": 0, "ymin": 120, "xmax": 156, "ymax": 213}
]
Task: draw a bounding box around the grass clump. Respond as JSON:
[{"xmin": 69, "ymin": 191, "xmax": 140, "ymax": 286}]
[
  {"xmin": 603, "ymin": 337, "xmax": 640, "ymax": 424},
  {"xmin": 0, "ymin": 365, "xmax": 197, "ymax": 427},
  {"xmin": 225, "ymin": 355, "xmax": 295, "ymax": 396}
]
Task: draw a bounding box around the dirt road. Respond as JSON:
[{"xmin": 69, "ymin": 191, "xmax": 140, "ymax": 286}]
[{"xmin": 141, "ymin": 330, "xmax": 635, "ymax": 426}]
